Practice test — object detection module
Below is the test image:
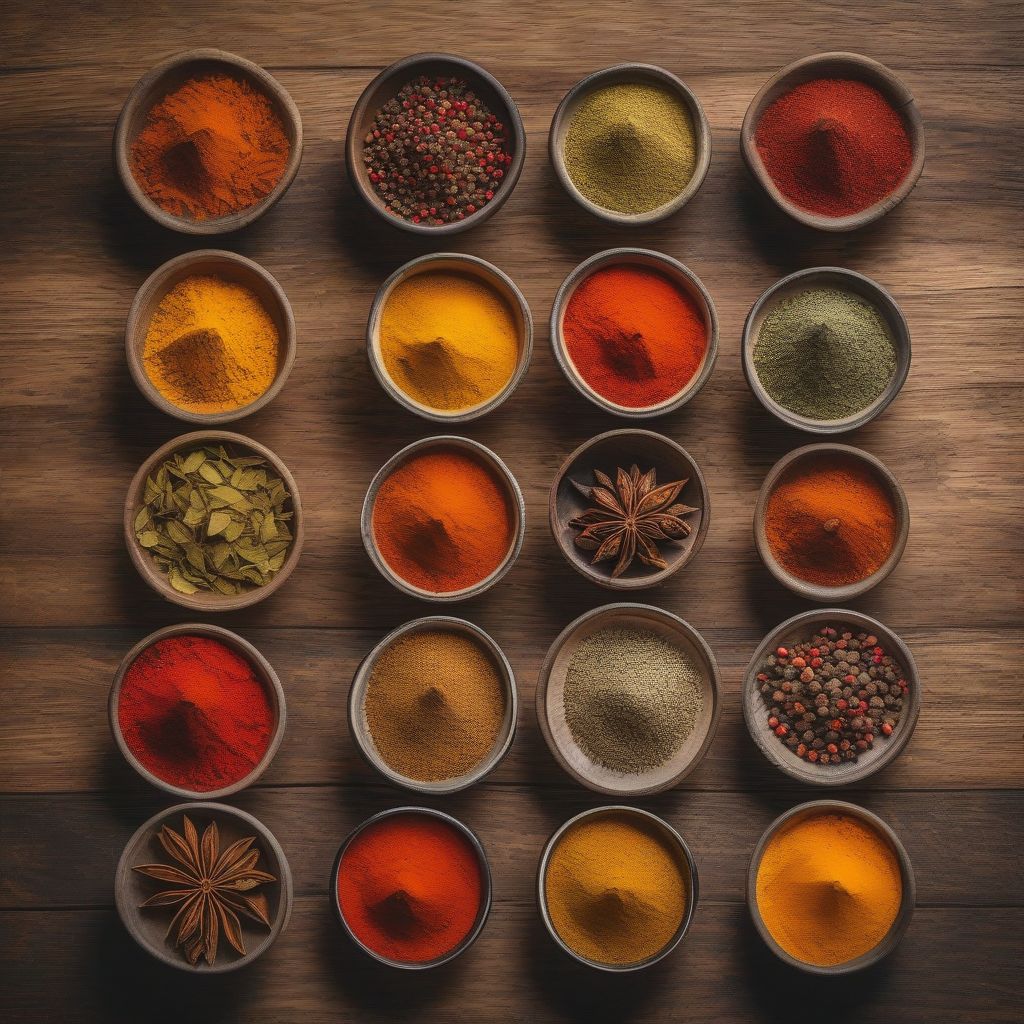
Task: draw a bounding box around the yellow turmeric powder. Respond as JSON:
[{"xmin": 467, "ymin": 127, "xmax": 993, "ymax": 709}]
[
  {"xmin": 143, "ymin": 275, "xmax": 280, "ymax": 414},
  {"xmin": 378, "ymin": 270, "xmax": 519, "ymax": 413},
  {"xmin": 543, "ymin": 811, "xmax": 688, "ymax": 966},
  {"xmin": 755, "ymin": 811, "xmax": 902, "ymax": 967}
]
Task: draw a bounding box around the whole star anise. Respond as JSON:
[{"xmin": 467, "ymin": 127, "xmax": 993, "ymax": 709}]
[
  {"xmin": 134, "ymin": 815, "xmax": 276, "ymax": 966},
  {"xmin": 569, "ymin": 465, "xmax": 697, "ymax": 578}
]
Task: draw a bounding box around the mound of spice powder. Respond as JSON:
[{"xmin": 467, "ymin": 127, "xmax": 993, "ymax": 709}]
[
  {"xmin": 563, "ymin": 264, "xmax": 707, "ymax": 408},
  {"xmin": 336, "ymin": 812, "xmax": 484, "ymax": 963},
  {"xmin": 117, "ymin": 634, "xmax": 273, "ymax": 792}
]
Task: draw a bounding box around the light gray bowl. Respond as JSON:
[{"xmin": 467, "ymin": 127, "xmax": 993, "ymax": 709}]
[
  {"xmin": 550, "ymin": 249, "xmax": 718, "ymax": 419},
  {"xmin": 349, "ymin": 616, "xmax": 518, "ymax": 793},
  {"xmin": 742, "ymin": 266, "xmax": 910, "ymax": 434},
  {"xmin": 747, "ymin": 799, "xmax": 915, "ymax": 973},
  {"xmin": 549, "ymin": 64, "xmax": 712, "ymax": 225}
]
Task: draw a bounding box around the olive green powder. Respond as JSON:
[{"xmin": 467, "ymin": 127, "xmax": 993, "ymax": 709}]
[
  {"xmin": 563, "ymin": 82, "xmax": 697, "ymax": 215},
  {"xmin": 563, "ymin": 626, "xmax": 704, "ymax": 774},
  {"xmin": 753, "ymin": 287, "xmax": 898, "ymax": 421}
]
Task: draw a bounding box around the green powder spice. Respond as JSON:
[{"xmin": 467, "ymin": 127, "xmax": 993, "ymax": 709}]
[
  {"xmin": 563, "ymin": 82, "xmax": 697, "ymax": 215},
  {"xmin": 563, "ymin": 626, "xmax": 704, "ymax": 774},
  {"xmin": 753, "ymin": 287, "xmax": 897, "ymax": 421}
]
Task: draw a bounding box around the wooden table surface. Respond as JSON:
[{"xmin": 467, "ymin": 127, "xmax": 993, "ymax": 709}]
[{"xmin": 2, "ymin": 1, "xmax": 1021, "ymax": 1021}]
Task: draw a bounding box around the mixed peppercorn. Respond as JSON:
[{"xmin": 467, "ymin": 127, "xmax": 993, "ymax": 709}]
[
  {"xmin": 362, "ymin": 75, "xmax": 512, "ymax": 226},
  {"xmin": 756, "ymin": 626, "xmax": 907, "ymax": 766}
]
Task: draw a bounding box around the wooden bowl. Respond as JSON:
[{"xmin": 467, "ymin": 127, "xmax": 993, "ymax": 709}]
[
  {"xmin": 109, "ymin": 623, "xmax": 287, "ymax": 799},
  {"xmin": 330, "ymin": 806, "xmax": 492, "ymax": 969},
  {"xmin": 115, "ymin": 801, "xmax": 294, "ymax": 973},
  {"xmin": 114, "ymin": 48, "xmax": 303, "ymax": 234},
  {"xmin": 740, "ymin": 52, "xmax": 925, "ymax": 231},
  {"xmin": 536, "ymin": 603, "xmax": 721, "ymax": 796},
  {"xmin": 549, "ymin": 248, "xmax": 718, "ymax": 418},
  {"xmin": 550, "ymin": 429, "xmax": 709, "ymax": 590},
  {"xmin": 742, "ymin": 608, "xmax": 921, "ymax": 787},
  {"xmin": 754, "ymin": 443, "xmax": 909, "ymax": 601},
  {"xmin": 366, "ymin": 253, "xmax": 533, "ymax": 423},
  {"xmin": 742, "ymin": 266, "xmax": 911, "ymax": 434},
  {"xmin": 537, "ymin": 805, "xmax": 699, "ymax": 971},
  {"xmin": 345, "ymin": 53, "xmax": 526, "ymax": 236},
  {"xmin": 125, "ymin": 250, "xmax": 296, "ymax": 425},
  {"xmin": 361, "ymin": 435, "xmax": 525, "ymax": 602},
  {"xmin": 124, "ymin": 430, "xmax": 304, "ymax": 612},
  {"xmin": 747, "ymin": 799, "xmax": 916, "ymax": 973},
  {"xmin": 348, "ymin": 616, "xmax": 518, "ymax": 793},
  {"xmin": 549, "ymin": 63, "xmax": 712, "ymax": 225}
]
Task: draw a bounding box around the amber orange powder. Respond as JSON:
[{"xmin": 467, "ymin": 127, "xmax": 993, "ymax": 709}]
[{"xmin": 371, "ymin": 449, "xmax": 514, "ymax": 593}]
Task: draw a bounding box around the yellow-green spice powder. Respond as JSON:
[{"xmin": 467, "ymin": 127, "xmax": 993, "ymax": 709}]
[{"xmin": 563, "ymin": 82, "xmax": 697, "ymax": 214}]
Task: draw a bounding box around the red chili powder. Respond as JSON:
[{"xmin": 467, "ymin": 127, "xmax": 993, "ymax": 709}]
[
  {"xmin": 562, "ymin": 264, "xmax": 708, "ymax": 409},
  {"xmin": 336, "ymin": 813, "xmax": 484, "ymax": 964},
  {"xmin": 754, "ymin": 78, "xmax": 912, "ymax": 217},
  {"xmin": 117, "ymin": 635, "xmax": 273, "ymax": 792}
]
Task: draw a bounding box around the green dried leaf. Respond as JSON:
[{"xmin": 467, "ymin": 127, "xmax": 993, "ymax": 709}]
[{"xmin": 207, "ymin": 511, "xmax": 232, "ymax": 537}]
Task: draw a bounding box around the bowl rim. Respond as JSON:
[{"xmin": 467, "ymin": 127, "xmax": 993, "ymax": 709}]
[
  {"xmin": 360, "ymin": 434, "xmax": 526, "ymax": 602},
  {"xmin": 746, "ymin": 798, "xmax": 916, "ymax": 974},
  {"xmin": 365, "ymin": 252, "xmax": 534, "ymax": 423},
  {"xmin": 548, "ymin": 62, "xmax": 713, "ymax": 226},
  {"xmin": 741, "ymin": 265, "xmax": 911, "ymax": 435},
  {"xmin": 114, "ymin": 799, "xmax": 294, "ymax": 973},
  {"xmin": 753, "ymin": 441, "xmax": 909, "ymax": 601},
  {"xmin": 113, "ymin": 47, "xmax": 304, "ymax": 235},
  {"xmin": 739, "ymin": 51, "xmax": 925, "ymax": 232},
  {"xmin": 108, "ymin": 623, "xmax": 288, "ymax": 799},
  {"xmin": 537, "ymin": 804, "xmax": 700, "ymax": 971},
  {"xmin": 329, "ymin": 805, "xmax": 493, "ymax": 969},
  {"xmin": 348, "ymin": 615, "xmax": 519, "ymax": 793},
  {"xmin": 535, "ymin": 601, "xmax": 723, "ymax": 795},
  {"xmin": 344, "ymin": 51, "xmax": 526, "ymax": 236},
  {"xmin": 740, "ymin": 607, "xmax": 922, "ymax": 786},
  {"xmin": 125, "ymin": 249, "xmax": 297, "ymax": 425},
  {"xmin": 123, "ymin": 429, "xmax": 304, "ymax": 612}
]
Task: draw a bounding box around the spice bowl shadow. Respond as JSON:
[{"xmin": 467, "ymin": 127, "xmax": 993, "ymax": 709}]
[
  {"xmin": 536, "ymin": 603, "xmax": 722, "ymax": 796},
  {"xmin": 753, "ymin": 442, "xmax": 909, "ymax": 601},
  {"xmin": 740, "ymin": 52, "xmax": 925, "ymax": 232},
  {"xmin": 548, "ymin": 64, "xmax": 712, "ymax": 226},
  {"xmin": 125, "ymin": 249, "xmax": 296, "ymax": 425},
  {"xmin": 550, "ymin": 249, "xmax": 719, "ymax": 419},
  {"xmin": 114, "ymin": 48, "xmax": 303, "ymax": 235},
  {"xmin": 742, "ymin": 266, "xmax": 910, "ymax": 435},
  {"xmin": 746, "ymin": 799, "xmax": 916, "ymax": 973},
  {"xmin": 366, "ymin": 253, "xmax": 533, "ymax": 423},
  {"xmin": 742, "ymin": 608, "xmax": 921, "ymax": 787}
]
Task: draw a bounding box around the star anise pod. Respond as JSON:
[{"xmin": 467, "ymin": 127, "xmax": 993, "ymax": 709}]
[
  {"xmin": 569, "ymin": 465, "xmax": 697, "ymax": 578},
  {"xmin": 134, "ymin": 815, "xmax": 276, "ymax": 966}
]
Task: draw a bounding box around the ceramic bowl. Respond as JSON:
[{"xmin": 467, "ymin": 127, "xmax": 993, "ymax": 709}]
[
  {"xmin": 114, "ymin": 48, "xmax": 303, "ymax": 234},
  {"xmin": 348, "ymin": 616, "xmax": 518, "ymax": 793},
  {"xmin": 125, "ymin": 250, "xmax": 296, "ymax": 425},
  {"xmin": 538, "ymin": 805, "xmax": 699, "ymax": 971},
  {"xmin": 550, "ymin": 429, "xmax": 709, "ymax": 590},
  {"xmin": 536, "ymin": 603, "xmax": 721, "ymax": 796},
  {"xmin": 740, "ymin": 52, "xmax": 925, "ymax": 231},
  {"xmin": 361, "ymin": 435, "xmax": 525, "ymax": 602},
  {"xmin": 550, "ymin": 248, "xmax": 718, "ymax": 418},
  {"xmin": 549, "ymin": 63, "xmax": 712, "ymax": 225},
  {"xmin": 330, "ymin": 806, "xmax": 492, "ymax": 969},
  {"xmin": 747, "ymin": 799, "xmax": 916, "ymax": 973},
  {"xmin": 742, "ymin": 608, "xmax": 921, "ymax": 787},
  {"xmin": 742, "ymin": 266, "xmax": 910, "ymax": 434},
  {"xmin": 115, "ymin": 801, "xmax": 294, "ymax": 973},
  {"xmin": 366, "ymin": 253, "xmax": 533, "ymax": 423},
  {"xmin": 754, "ymin": 442, "xmax": 909, "ymax": 601},
  {"xmin": 109, "ymin": 623, "xmax": 287, "ymax": 799},
  {"xmin": 124, "ymin": 430, "xmax": 304, "ymax": 612},
  {"xmin": 345, "ymin": 52, "xmax": 526, "ymax": 235}
]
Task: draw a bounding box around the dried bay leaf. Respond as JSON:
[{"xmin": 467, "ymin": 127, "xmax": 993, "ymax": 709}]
[{"xmin": 207, "ymin": 511, "xmax": 232, "ymax": 536}]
